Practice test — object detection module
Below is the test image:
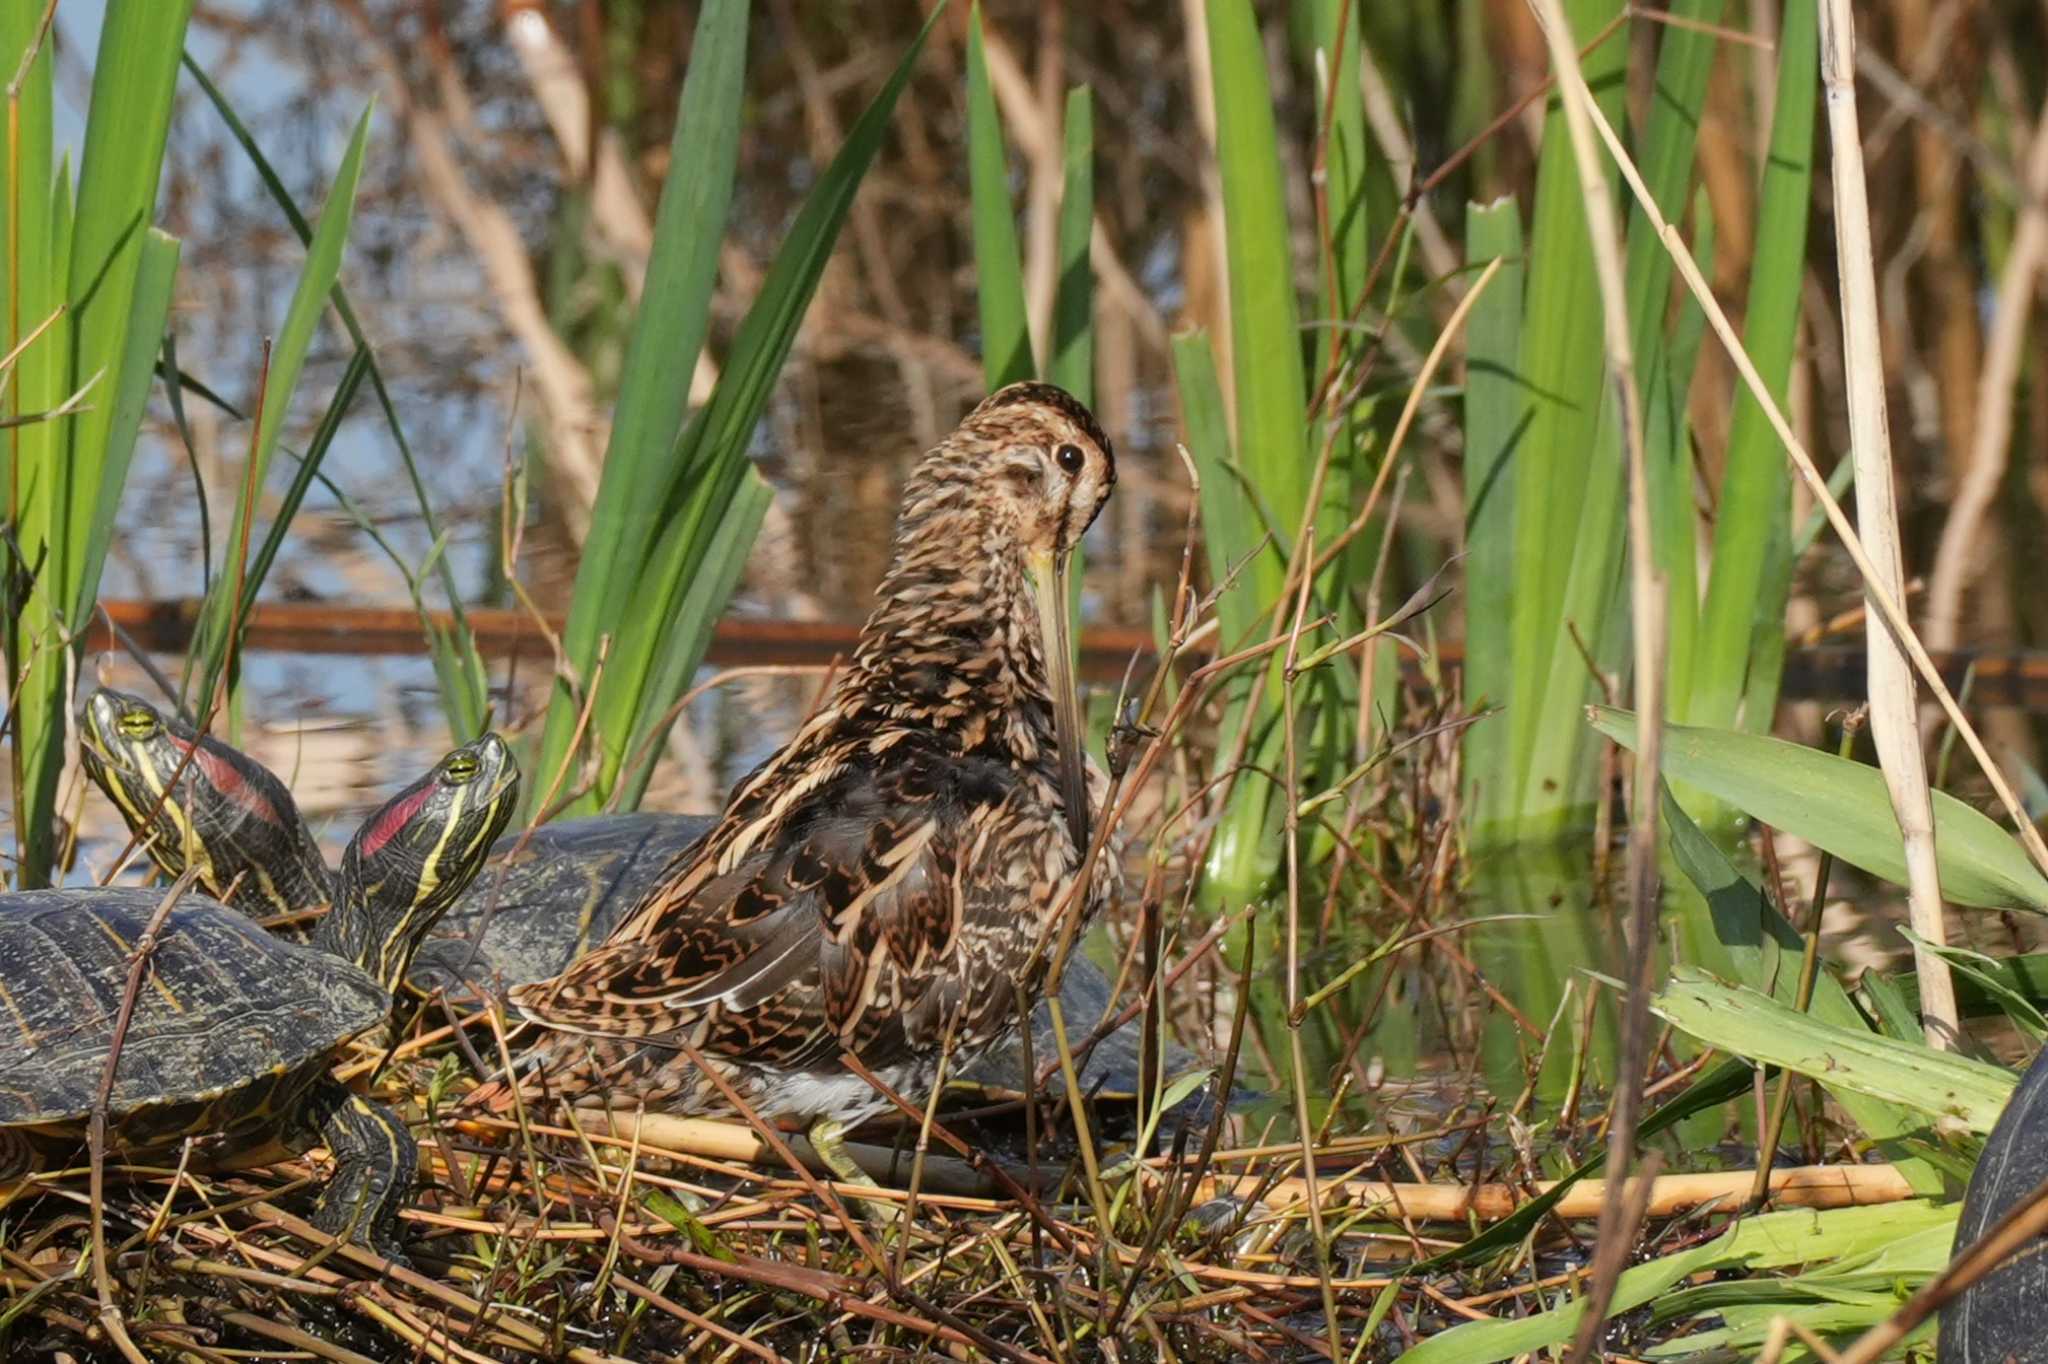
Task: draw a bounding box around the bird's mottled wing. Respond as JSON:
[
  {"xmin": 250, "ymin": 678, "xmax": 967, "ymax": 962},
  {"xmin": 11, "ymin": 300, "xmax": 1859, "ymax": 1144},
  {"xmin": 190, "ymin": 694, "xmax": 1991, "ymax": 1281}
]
[{"xmin": 511, "ymin": 742, "xmax": 971, "ymax": 1057}]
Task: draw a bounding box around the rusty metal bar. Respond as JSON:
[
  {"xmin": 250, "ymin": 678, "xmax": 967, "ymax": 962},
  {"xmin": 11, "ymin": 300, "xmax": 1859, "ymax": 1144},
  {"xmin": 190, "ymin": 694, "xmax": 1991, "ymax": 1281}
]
[{"xmin": 80, "ymin": 599, "xmax": 2048, "ymax": 705}]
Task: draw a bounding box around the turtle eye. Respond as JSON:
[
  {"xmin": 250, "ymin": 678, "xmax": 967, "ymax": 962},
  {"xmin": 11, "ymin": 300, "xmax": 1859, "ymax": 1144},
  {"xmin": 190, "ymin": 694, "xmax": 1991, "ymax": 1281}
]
[
  {"xmin": 1055, "ymin": 443, "xmax": 1086, "ymax": 476},
  {"xmin": 444, "ymin": 751, "xmax": 481, "ymax": 783},
  {"xmin": 117, "ymin": 708, "xmax": 159, "ymax": 740}
]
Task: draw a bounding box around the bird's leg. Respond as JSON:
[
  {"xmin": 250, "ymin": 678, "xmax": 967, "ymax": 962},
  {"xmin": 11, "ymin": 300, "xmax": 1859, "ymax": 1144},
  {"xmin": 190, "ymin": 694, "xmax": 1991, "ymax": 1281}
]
[{"xmin": 807, "ymin": 1116, "xmax": 899, "ymax": 1226}]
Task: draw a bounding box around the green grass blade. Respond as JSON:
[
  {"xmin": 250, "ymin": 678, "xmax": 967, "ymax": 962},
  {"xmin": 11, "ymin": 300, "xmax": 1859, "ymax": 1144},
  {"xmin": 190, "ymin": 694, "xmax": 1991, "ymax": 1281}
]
[
  {"xmin": 549, "ymin": 4, "xmax": 945, "ymax": 816},
  {"xmin": 5, "ymin": 0, "xmax": 191, "ymax": 886},
  {"xmin": 74, "ymin": 228, "xmax": 179, "ymax": 625},
  {"xmin": 1594, "ymin": 706, "xmax": 2048, "ymax": 910},
  {"xmin": 966, "ymin": 2, "xmax": 1031, "ymax": 388},
  {"xmin": 1689, "ymin": 0, "xmax": 1817, "ymax": 736},
  {"xmin": 1207, "ymin": 0, "xmax": 1308, "ymax": 575},
  {"xmin": 1047, "ymin": 87, "xmax": 1093, "ymax": 405},
  {"xmin": 187, "ymin": 103, "xmax": 371, "ymax": 710},
  {"xmin": 1498, "ymin": 0, "xmax": 1625, "ymax": 839},
  {"xmin": 1459, "ymin": 197, "xmax": 1524, "ymax": 817},
  {"xmin": 181, "ymin": 51, "xmax": 489, "ymax": 733}
]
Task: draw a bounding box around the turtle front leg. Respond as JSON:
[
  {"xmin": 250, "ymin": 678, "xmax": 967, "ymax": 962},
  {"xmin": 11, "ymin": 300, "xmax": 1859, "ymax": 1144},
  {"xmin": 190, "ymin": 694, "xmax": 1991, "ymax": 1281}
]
[{"xmin": 300, "ymin": 1079, "xmax": 418, "ymax": 1264}]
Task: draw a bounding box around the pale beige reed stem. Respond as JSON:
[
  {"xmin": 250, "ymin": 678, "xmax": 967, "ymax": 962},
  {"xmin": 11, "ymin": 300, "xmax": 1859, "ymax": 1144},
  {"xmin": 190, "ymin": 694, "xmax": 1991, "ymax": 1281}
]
[{"xmin": 1817, "ymin": 0, "xmax": 1957, "ymax": 1048}]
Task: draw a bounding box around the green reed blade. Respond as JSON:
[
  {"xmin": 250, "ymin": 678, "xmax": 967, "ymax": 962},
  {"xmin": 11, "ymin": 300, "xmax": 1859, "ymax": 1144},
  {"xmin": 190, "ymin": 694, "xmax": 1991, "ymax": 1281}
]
[
  {"xmin": 1308, "ymin": 0, "xmax": 1370, "ymax": 578},
  {"xmin": 552, "ymin": 4, "xmax": 945, "ymax": 817},
  {"xmin": 1172, "ymin": 331, "xmax": 1253, "ymax": 647},
  {"xmin": 77, "ymin": 228, "xmax": 180, "ymax": 630},
  {"xmin": 182, "ymin": 53, "xmax": 490, "ymax": 733},
  {"xmin": 528, "ymin": 0, "xmax": 752, "ymax": 808},
  {"xmin": 614, "ymin": 470, "xmax": 772, "ymax": 810},
  {"xmin": 1621, "ymin": 0, "xmax": 1721, "ymax": 725},
  {"xmin": 966, "ymin": 2, "xmax": 1032, "ymax": 388},
  {"xmin": 4, "ymin": 0, "xmax": 191, "ymax": 886},
  {"xmin": 187, "ymin": 103, "xmax": 371, "ymax": 714},
  {"xmin": 1495, "ymin": 0, "xmax": 1624, "ymax": 840},
  {"xmin": 233, "ymin": 349, "xmax": 369, "ymax": 645},
  {"xmin": 1206, "ymin": 0, "xmax": 1309, "ymax": 581},
  {"xmin": 1048, "ymin": 87, "xmax": 1093, "ymax": 406},
  {"xmin": 1458, "ymin": 197, "xmax": 1524, "ymax": 817},
  {"xmin": 1689, "ymin": 0, "xmax": 1816, "ymax": 738}
]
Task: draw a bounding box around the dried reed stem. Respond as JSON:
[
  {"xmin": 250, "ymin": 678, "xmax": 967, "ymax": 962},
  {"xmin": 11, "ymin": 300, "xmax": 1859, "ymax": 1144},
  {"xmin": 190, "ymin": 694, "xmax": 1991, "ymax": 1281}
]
[
  {"xmin": 1524, "ymin": 0, "xmax": 1666, "ymax": 1348},
  {"xmin": 1925, "ymin": 90, "xmax": 2048, "ymax": 647},
  {"xmin": 1816, "ymin": 0, "xmax": 1957, "ymax": 1047}
]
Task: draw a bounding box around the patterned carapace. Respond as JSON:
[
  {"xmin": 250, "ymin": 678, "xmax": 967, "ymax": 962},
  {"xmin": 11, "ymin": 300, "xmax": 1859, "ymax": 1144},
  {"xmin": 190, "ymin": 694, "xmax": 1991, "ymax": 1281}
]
[{"xmin": 498, "ymin": 382, "xmax": 1122, "ymax": 1127}]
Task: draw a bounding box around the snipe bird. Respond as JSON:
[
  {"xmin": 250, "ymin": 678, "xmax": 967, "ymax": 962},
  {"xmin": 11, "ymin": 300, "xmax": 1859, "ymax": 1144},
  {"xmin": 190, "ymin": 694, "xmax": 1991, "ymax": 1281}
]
[{"xmin": 488, "ymin": 382, "xmax": 1120, "ymax": 1187}]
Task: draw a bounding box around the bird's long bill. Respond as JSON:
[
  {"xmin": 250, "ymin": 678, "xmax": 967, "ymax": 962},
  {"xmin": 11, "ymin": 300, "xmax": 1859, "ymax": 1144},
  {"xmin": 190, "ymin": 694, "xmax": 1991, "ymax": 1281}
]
[{"xmin": 1029, "ymin": 546, "xmax": 1092, "ymax": 853}]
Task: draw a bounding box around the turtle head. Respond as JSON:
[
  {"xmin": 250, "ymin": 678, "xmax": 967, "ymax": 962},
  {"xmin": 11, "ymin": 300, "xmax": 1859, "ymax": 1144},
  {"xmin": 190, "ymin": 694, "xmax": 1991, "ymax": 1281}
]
[
  {"xmin": 321, "ymin": 733, "xmax": 520, "ymax": 991},
  {"xmin": 80, "ymin": 687, "xmax": 333, "ymax": 919}
]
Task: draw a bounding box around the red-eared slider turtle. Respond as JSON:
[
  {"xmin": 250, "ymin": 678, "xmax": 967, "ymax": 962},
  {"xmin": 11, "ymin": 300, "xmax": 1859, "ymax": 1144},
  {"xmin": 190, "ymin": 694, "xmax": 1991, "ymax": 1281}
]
[
  {"xmin": 80, "ymin": 689, "xmax": 330, "ymax": 930},
  {"xmin": 82, "ymin": 688, "xmax": 714, "ymax": 991},
  {"xmin": 81, "ymin": 689, "xmax": 1203, "ymax": 1119},
  {"xmin": 1, "ymin": 733, "xmax": 517, "ymax": 1259}
]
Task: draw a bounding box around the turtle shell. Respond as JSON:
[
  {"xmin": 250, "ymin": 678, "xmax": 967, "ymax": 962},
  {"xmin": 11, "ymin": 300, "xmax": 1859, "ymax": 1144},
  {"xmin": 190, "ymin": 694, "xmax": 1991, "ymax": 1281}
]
[
  {"xmin": 0, "ymin": 889, "xmax": 386, "ymax": 1133},
  {"xmin": 413, "ymin": 812, "xmax": 715, "ymax": 991}
]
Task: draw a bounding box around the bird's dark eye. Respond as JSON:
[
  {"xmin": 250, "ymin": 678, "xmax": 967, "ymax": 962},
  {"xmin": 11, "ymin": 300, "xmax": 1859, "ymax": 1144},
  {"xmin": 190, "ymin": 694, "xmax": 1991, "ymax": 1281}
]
[{"xmin": 1055, "ymin": 443, "xmax": 1086, "ymax": 475}]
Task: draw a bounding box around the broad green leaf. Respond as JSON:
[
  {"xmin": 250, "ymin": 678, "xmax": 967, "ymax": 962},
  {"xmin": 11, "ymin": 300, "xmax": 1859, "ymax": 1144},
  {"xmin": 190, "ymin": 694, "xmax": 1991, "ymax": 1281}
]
[
  {"xmin": 1398, "ymin": 1201, "xmax": 1955, "ymax": 1364},
  {"xmin": 1411, "ymin": 1055, "xmax": 1752, "ymax": 1272},
  {"xmin": 1651, "ymin": 967, "xmax": 2015, "ymax": 1131},
  {"xmin": 1594, "ymin": 707, "xmax": 2048, "ymax": 910},
  {"xmin": 966, "ymin": 3, "xmax": 1031, "ymax": 388},
  {"xmin": 1898, "ymin": 928, "xmax": 2048, "ymax": 1041},
  {"xmin": 1661, "ymin": 785, "xmax": 1936, "ymax": 1188}
]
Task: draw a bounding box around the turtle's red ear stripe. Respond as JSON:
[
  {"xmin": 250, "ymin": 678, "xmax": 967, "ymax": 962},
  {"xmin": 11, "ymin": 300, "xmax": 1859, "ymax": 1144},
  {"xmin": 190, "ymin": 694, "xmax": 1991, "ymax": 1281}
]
[
  {"xmin": 357, "ymin": 783, "xmax": 433, "ymax": 863},
  {"xmin": 184, "ymin": 741, "xmax": 285, "ymax": 829}
]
